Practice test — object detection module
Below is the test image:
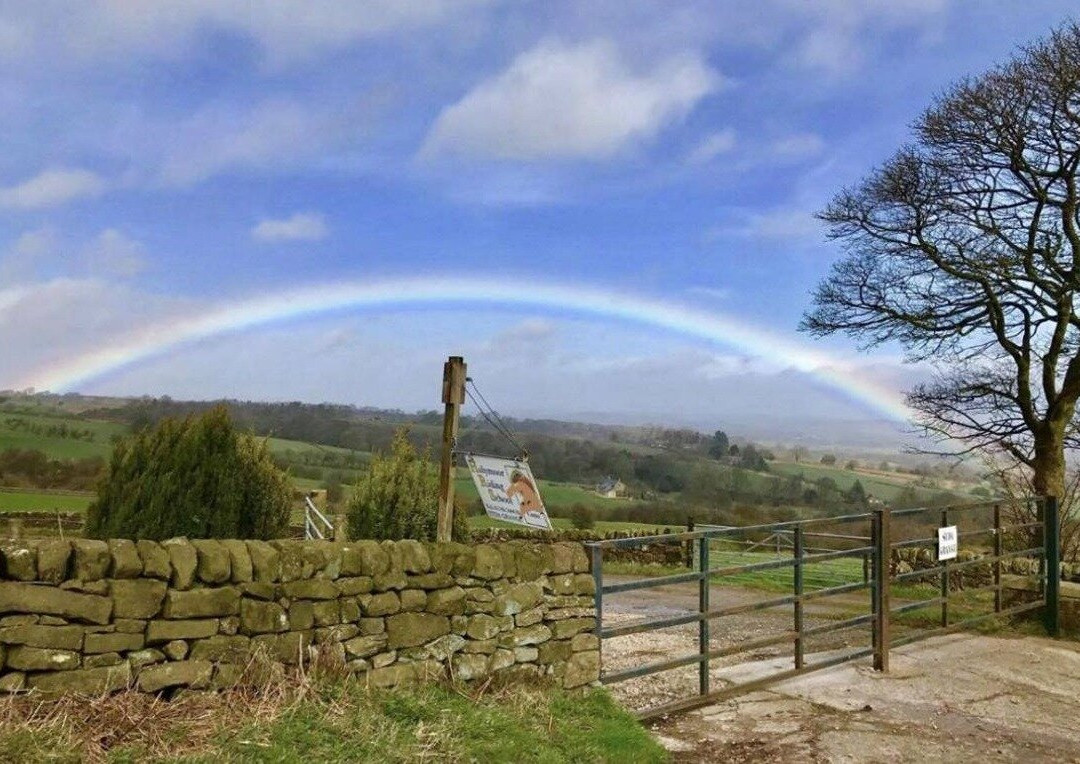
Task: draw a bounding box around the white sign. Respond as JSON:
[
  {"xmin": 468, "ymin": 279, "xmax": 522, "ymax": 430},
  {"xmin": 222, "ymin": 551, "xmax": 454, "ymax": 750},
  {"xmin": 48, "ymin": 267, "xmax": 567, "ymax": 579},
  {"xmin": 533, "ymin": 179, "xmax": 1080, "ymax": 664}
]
[
  {"xmin": 465, "ymin": 453, "xmax": 552, "ymax": 531},
  {"xmin": 937, "ymin": 525, "xmax": 958, "ymax": 561}
]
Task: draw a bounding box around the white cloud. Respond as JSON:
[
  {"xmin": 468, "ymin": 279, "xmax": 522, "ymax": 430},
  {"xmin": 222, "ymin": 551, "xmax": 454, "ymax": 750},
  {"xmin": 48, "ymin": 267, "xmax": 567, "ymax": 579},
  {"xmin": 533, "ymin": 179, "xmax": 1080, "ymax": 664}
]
[
  {"xmin": 82, "ymin": 229, "xmax": 146, "ymax": 277},
  {"xmin": 770, "ymin": 133, "xmax": 825, "ymax": 160},
  {"xmin": 0, "ymin": 168, "xmax": 105, "ymax": 209},
  {"xmin": 0, "ymin": 228, "xmax": 59, "ymax": 282},
  {"xmin": 2, "ymin": 1, "xmax": 496, "ymax": 67},
  {"xmin": 252, "ymin": 212, "xmax": 329, "ymax": 243},
  {"xmin": 706, "ymin": 207, "xmax": 821, "ymax": 243},
  {"xmin": 421, "ymin": 39, "xmax": 720, "ymax": 161},
  {"xmin": 687, "ymin": 129, "xmax": 737, "ymax": 164}
]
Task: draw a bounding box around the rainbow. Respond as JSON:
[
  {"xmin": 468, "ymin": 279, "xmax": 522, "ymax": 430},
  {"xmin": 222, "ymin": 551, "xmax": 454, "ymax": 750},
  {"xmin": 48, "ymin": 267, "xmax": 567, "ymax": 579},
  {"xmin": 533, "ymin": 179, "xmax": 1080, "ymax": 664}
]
[{"xmin": 11, "ymin": 277, "xmax": 913, "ymax": 421}]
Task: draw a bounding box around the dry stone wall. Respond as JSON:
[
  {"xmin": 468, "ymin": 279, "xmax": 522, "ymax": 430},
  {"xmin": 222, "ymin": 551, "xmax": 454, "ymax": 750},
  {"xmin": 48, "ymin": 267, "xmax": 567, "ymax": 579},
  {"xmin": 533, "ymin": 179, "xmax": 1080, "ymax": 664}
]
[{"xmin": 0, "ymin": 538, "xmax": 599, "ymax": 696}]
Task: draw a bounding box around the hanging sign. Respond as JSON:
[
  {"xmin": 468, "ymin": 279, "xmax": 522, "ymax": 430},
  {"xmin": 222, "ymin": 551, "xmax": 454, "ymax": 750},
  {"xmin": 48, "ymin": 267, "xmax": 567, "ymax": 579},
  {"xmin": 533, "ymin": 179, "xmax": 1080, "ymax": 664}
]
[
  {"xmin": 465, "ymin": 453, "xmax": 552, "ymax": 530},
  {"xmin": 937, "ymin": 525, "xmax": 958, "ymax": 561}
]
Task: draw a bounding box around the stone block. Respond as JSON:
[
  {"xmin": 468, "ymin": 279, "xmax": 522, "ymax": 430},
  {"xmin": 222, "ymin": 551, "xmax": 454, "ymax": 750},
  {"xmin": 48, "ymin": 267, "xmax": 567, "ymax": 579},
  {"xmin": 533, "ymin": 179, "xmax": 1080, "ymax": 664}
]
[
  {"xmin": 516, "ymin": 607, "xmax": 543, "ymax": 628},
  {"xmin": 344, "ymin": 633, "xmax": 387, "ymax": 659},
  {"xmin": 162, "ymin": 539, "xmax": 197, "ymax": 590},
  {"xmin": 108, "ymin": 540, "xmax": 143, "ymax": 579},
  {"xmin": 499, "ymin": 624, "xmax": 551, "ymax": 648},
  {"xmin": 407, "ymin": 573, "xmax": 454, "ymax": 590},
  {"xmin": 489, "ymin": 649, "xmax": 515, "ymax": 672},
  {"xmin": 472, "ymin": 545, "xmax": 503, "ymax": 580},
  {"xmin": 136, "ymin": 541, "xmax": 171, "ymax": 580},
  {"xmin": 189, "ymin": 635, "xmax": 251, "ymax": 663},
  {"xmin": 373, "ymin": 569, "xmax": 407, "ymax": 592},
  {"xmin": 460, "ymin": 639, "xmax": 496, "ymax": 655},
  {"xmin": 60, "ymin": 579, "xmax": 108, "ymax": 595},
  {"xmin": 281, "ymin": 579, "xmax": 338, "ymax": 600},
  {"xmin": 514, "ymin": 546, "xmax": 553, "ymax": 582},
  {"xmin": 6, "ymin": 645, "xmax": 79, "ymax": 671},
  {"xmin": 192, "ymin": 540, "xmax": 231, "ymax": 584},
  {"xmin": 364, "ymin": 591, "xmax": 400, "ymax": 617},
  {"xmin": 354, "ymin": 541, "xmax": 391, "ymax": 577},
  {"xmin": 546, "ymin": 574, "xmax": 575, "ymax": 597},
  {"xmin": 28, "ymin": 662, "xmax": 130, "ymax": 695},
  {"xmin": 115, "ymin": 619, "xmax": 146, "ymax": 633},
  {"xmin": 563, "ymin": 651, "xmax": 600, "ymax": 688},
  {"xmin": 573, "ymin": 574, "xmax": 596, "ymax": 595},
  {"xmin": 335, "ymin": 577, "xmax": 373, "ymax": 597},
  {"xmin": 312, "ymin": 600, "xmax": 339, "ymax": 627},
  {"xmin": 34, "ymin": 540, "xmax": 71, "ymax": 584},
  {"xmin": 85, "ymin": 631, "xmax": 144, "ymax": 654},
  {"xmin": 239, "ymin": 582, "xmax": 276, "ymax": 600},
  {"xmin": 269, "ymin": 541, "xmax": 306, "ymax": 582},
  {"xmin": 288, "ymin": 601, "xmax": 314, "ymax": 630},
  {"xmin": 386, "ymin": 613, "xmax": 450, "ymax": 649},
  {"xmin": 127, "ymin": 649, "xmax": 165, "ymax": 669},
  {"xmin": 71, "ymin": 540, "xmax": 111, "ymax": 581},
  {"xmin": 549, "ymin": 543, "xmax": 578, "ymax": 575},
  {"xmin": 537, "ymin": 640, "xmax": 572, "ymax": 664},
  {"xmin": 339, "ymin": 598, "xmax": 361, "ymax": 623},
  {"xmin": 219, "ymin": 616, "xmax": 239, "ymax": 635},
  {"xmin": 397, "ymin": 540, "xmax": 431, "ymax": 573},
  {"xmin": 252, "ymin": 631, "xmax": 310, "ymax": 665},
  {"xmin": 162, "ymin": 586, "xmax": 240, "ymax": 619},
  {"xmin": 496, "ymin": 544, "xmax": 517, "ymax": 579},
  {"xmin": 0, "ymin": 624, "xmax": 84, "ymax": 650},
  {"xmin": 239, "ymin": 599, "xmax": 287, "ymax": 635},
  {"xmin": 111, "ymin": 578, "xmax": 167, "ymax": 619},
  {"xmin": 0, "ymin": 581, "xmax": 111, "ymax": 624},
  {"xmin": 451, "ymin": 653, "xmax": 488, "ymax": 681},
  {"xmin": 426, "ymin": 586, "xmax": 466, "ymax": 616},
  {"xmin": 551, "ymin": 618, "xmax": 594, "ymax": 639},
  {"xmin": 146, "ymin": 619, "xmax": 218, "ymax": 644},
  {"xmin": 314, "ymin": 624, "xmax": 359, "ymax": 644},
  {"xmin": 514, "ymin": 646, "xmax": 538, "ymax": 663},
  {"xmin": 163, "ymin": 640, "xmax": 189, "ymax": 661},
  {"xmin": 570, "ymin": 633, "xmax": 599, "ymax": 652},
  {"xmin": 85, "ymin": 652, "xmax": 123, "ymax": 668},
  {"xmin": 358, "ymin": 617, "xmax": 385, "ymax": 635},
  {"xmin": 137, "ymin": 660, "xmax": 213, "ymax": 692},
  {"xmin": 420, "ymin": 634, "xmax": 466, "ymax": 661},
  {"xmin": 221, "ymin": 540, "xmax": 253, "ymax": 583},
  {"xmin": 466, "ymin": 614, "xmax": 501, "ymax": 641},
  {"xmin": 245, "ymin": 541, "xmax": 281, "ymax": 583},
  {"xmin": 0, "ymin": 671, "xmax": 25, "ymax": 692},
  {"xmin": 493, "ymin": 582, "xmax": 543, "ymax": 616},
  {"xmin": 399, "ymin": 589, "xmax": 426, "ymax": 612}
]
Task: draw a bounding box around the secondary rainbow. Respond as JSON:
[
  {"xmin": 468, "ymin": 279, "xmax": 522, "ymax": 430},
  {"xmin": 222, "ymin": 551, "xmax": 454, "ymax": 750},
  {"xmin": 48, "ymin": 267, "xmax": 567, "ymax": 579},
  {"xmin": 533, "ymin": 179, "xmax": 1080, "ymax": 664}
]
[{"xmin": 13, "ymin": 277, "xmax": 913, "ymax": 421}]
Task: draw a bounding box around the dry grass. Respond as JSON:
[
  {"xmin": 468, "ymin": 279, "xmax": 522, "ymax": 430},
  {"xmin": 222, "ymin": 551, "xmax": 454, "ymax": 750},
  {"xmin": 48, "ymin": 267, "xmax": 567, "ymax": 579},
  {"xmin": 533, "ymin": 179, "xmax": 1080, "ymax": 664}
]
[{"xmin": 0, "ymin": 654, "xmax": 664, "ymax": 763}]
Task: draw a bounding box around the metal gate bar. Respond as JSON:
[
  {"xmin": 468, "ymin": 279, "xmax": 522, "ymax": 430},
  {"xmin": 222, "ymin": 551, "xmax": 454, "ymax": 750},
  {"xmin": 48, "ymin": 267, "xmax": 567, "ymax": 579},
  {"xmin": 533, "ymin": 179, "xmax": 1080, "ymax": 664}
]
[{"xmin": 590, "ymin": 496, "xmax": 1060, "ymax": 720}]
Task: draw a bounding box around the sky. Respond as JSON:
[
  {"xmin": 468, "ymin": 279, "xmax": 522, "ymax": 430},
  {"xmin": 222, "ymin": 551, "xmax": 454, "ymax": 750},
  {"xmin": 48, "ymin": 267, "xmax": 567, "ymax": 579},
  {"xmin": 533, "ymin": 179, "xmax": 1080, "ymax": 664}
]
[{"xmin": 0, "ymin": 1, "xmax": 1076, "ymax": 445}]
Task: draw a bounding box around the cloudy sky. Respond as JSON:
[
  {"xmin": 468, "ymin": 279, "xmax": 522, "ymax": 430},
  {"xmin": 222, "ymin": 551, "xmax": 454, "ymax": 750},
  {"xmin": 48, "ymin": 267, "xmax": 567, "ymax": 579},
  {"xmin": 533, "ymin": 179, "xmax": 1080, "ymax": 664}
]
[{"xmin": 0, "ymin": 1, "xmax": 1074, "ymax": 442}]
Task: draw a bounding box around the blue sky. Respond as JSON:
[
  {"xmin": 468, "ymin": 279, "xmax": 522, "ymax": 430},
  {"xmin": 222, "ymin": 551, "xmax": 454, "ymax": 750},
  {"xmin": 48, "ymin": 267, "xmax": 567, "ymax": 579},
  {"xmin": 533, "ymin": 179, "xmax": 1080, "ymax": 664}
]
[{"xmin": 0, "ymin": 1, "xmax": 1075, "ymax": 443}]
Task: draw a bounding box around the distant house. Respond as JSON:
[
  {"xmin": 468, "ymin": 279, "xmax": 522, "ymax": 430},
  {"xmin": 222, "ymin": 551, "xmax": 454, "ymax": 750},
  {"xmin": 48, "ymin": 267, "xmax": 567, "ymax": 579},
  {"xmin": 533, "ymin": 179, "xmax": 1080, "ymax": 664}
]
[{"xmin": 595, "ymin": 477, "xmax": 626, "ymax": 499}]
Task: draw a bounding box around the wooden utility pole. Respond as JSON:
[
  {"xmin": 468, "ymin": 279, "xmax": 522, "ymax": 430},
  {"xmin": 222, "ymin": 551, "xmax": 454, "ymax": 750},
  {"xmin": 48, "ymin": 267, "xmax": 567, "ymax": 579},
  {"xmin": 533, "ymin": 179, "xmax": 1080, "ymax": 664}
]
[{"xmin": 437, "ymin": 356, "xmax": 466, "ymax": 542}]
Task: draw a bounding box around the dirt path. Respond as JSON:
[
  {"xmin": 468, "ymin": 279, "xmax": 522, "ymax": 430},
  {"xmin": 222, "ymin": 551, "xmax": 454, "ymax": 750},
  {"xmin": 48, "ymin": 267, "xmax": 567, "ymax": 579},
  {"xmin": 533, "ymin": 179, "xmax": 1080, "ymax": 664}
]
[{"xmin": 602, "ymin": 578, "xmax": 1080, "ymax": 762}]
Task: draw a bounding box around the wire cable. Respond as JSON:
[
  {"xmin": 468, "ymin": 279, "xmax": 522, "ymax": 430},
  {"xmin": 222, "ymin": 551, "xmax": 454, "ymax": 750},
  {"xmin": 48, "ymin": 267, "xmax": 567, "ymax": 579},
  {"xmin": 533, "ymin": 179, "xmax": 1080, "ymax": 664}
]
[{"xmin": 464, "ymin": 379, "xmax": 528, "ymax": 457}]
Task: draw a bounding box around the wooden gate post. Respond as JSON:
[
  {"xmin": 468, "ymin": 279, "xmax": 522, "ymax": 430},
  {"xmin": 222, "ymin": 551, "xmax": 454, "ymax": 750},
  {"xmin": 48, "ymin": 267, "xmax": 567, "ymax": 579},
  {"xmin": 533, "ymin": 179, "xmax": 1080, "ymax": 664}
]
[
  {"xmin": 872, "ymin": 506, "xmax": 891, "ymax": 672},
  {"xmin": 437, "ymin": 356, "xmax": 466, "ymax": 543},
  {"xmin": 1044, "ymin": 495, "xmax": 1060, "ymax": 638}
]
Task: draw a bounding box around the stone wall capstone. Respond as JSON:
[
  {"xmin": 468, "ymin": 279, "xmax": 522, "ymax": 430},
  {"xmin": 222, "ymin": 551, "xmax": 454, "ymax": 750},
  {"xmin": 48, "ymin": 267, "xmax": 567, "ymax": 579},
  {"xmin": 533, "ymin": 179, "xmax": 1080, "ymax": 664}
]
[{"xmin": 0, "ymin": 538, "xmax": 599, "ymax": 696}]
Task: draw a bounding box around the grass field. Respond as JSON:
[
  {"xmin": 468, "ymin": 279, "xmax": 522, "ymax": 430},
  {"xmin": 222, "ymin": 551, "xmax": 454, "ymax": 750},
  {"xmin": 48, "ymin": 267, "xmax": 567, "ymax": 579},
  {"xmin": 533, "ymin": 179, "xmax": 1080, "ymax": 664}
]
[
  {"xmin": 0, "ymin": 411, "xmax": 124, "ymax": 460},
  {"xmin": 467, "ymin": 515, "xmax": 670, "ymax": 533},
  {"xmin": 454, "ymin": 473, "xmax": 633, "ymax": 510},
  {"xmin": 769, "ymin": 460, "xmax": 942, "ymax": 502},
  {"xmin": 0, "ymin": 488, "xmax": 94, "ymax": 513},
  {"xmin": 0, "ymin": 680, "xmax": 664, "ymax": 763}
]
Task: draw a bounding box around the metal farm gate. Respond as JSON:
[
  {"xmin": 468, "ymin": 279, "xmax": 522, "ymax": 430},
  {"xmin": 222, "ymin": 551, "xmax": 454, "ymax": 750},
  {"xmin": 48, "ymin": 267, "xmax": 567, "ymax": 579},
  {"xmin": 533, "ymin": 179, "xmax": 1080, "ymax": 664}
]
[{"xmin": 588, "ymin": 498, "xmax": 1061, "ymax": 719}]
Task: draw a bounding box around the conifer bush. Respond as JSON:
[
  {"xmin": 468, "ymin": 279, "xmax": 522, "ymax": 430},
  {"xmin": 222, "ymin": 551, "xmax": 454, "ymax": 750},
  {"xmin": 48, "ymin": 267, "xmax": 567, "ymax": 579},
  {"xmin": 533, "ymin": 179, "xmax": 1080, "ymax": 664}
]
[
  {"xmin": 84, "ymin": 406, "xmax": 292, "ymax": 540},
  {"xmin": 347, "ymin": 428, "xmax": 469, "ymax": 541}
]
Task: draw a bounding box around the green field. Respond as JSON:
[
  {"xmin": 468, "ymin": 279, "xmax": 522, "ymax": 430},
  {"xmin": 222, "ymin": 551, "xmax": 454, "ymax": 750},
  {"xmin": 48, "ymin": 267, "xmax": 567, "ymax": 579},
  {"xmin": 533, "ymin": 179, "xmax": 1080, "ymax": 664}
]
[
  {"xmin": 467, "ymin": 515, "xmax": 669, "ymax": 533},
  {"xmin": 769, "ymin": 460, "xmax": 939, "ymax": 502},
  {"xmin": 0, "ymin": 411, "xmax": 124, "ymax": 460},
  {"xmin": 454, "ymin": 473, "xmax": 633, "ymax": 510},
  {"xmin": 0, "ymin": 489, "xmax": 94, "ymax": 513}
]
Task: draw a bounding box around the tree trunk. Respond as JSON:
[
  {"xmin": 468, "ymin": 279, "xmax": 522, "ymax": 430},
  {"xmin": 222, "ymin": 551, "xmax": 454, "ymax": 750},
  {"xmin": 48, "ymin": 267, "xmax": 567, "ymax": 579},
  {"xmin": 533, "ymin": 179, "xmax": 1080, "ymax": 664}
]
[{"xmin": 1032, "ymin": 424, "xmax": 1067, "ymax": 503}]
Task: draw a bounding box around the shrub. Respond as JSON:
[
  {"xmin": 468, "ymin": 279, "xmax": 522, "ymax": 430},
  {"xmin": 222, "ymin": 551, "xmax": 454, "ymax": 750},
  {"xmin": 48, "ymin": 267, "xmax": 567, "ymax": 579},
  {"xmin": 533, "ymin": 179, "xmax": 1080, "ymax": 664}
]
[
  {"xmin": 569, "ymin": 503, "xmax": 596, "ymax": 530},
  {"xmin": 347, "ymin": 428, "xmax": 469, "ymax": 541},
  {"xmin": 84, "ymin": 406, "xmax": 292, "ymax": 540}
]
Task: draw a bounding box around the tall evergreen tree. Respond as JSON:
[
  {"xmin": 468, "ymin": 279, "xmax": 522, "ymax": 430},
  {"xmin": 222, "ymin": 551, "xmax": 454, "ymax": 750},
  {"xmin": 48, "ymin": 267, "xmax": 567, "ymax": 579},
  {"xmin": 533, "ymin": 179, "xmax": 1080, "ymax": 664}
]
[{"xmin": 85, "ymin": 406, "xmax": 292, "ymax": 540}]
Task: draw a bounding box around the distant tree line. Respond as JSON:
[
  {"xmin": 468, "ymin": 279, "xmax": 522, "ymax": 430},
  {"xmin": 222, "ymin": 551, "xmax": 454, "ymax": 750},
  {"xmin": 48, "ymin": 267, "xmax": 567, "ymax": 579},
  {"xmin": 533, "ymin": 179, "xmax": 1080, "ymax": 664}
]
[{"xmin": 0, "ymin": 449, "xmax": 104, "ymax": 490}]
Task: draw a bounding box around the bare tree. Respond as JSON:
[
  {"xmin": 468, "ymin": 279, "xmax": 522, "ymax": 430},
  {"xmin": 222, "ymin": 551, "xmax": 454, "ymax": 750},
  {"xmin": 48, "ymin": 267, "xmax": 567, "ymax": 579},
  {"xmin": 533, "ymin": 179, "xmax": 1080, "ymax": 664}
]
[{"xmin": 803, "ymin": 24, "xmax": 1080, "ymax": 501}]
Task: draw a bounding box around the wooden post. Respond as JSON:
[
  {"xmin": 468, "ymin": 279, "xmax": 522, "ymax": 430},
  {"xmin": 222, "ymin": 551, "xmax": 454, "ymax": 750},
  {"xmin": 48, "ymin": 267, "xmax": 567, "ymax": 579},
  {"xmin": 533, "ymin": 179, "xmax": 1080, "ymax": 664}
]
[
  {"xmin": 437, "ymin": 356, "xmax": 466, "ymax": 543},
  {"xmin": 872, "ymin": 506, "xmax": 891, "ymax": 672},
  {"xmin": 793, "ymin": 524, "xmax": 804, "ymax": 670}
]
